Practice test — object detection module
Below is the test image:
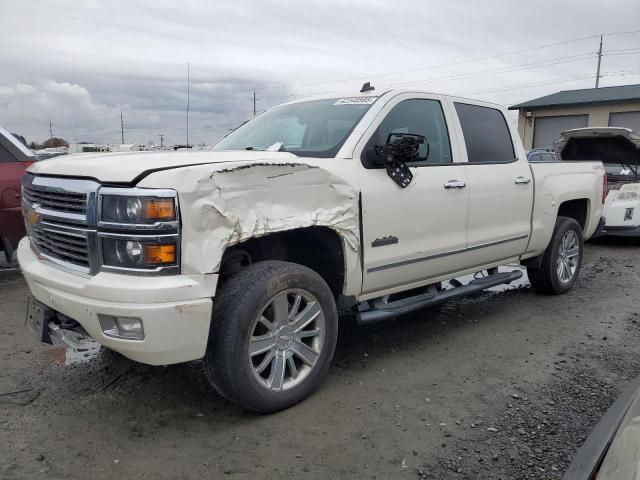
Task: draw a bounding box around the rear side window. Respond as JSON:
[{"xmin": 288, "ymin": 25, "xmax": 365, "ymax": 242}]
[{"xmin": 455, "ymin": 103, "xmax": 515, "ymax": 164}]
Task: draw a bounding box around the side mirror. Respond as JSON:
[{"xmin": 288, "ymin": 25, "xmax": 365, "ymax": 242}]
[
  {"xmin": 386, "ymin": 133, "xmax": 426, "ymax": 147},
  {"xmin": 362, "ymin": 133, "xmax": 427, "ymax": 169},
  {"xmin": 363, "ymin": 145, "xmax": 386, "ymax": 168}
]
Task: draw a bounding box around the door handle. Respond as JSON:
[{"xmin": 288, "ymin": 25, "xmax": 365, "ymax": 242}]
[
  {"xmin": 515, "ymin": 176, "xmax": 531, "ymax": 185},
  {"xmin": 444, "ymin": 180, "xmax": 466, "ymax": 189}
]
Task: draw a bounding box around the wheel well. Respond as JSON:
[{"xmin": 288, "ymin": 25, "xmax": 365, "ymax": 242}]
[
  {"xmin": 219, "ymin": 227, "xmax": 345, "ymax": 297},
  {"xmin": 557, "ymin": 199, "xmax": 588, "ymax": 230}
]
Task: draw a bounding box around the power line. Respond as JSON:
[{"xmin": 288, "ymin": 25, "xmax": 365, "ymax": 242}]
[
  {"xmin": 467, "ymin": 69, "xmax": 640, "ymax": 97},
  {"xmin": 253, "ymin": 34, "xmax": 605, "ymax": 92},
  {"xmin": 226, "ymin": 29, "xmax": 640, "ymax": 99},
  {"xmin": 254, "ymin": 52, "xmax": 598, "ymax": 102}
]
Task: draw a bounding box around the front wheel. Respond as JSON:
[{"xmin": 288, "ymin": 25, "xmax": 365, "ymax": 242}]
[
  {"xmin": 203, "ymin": 261, "xmax": 338, "ymax": 413},
  {"xmin": 527, "ymin": 216, "xmax": 584, "ymax": 295}
]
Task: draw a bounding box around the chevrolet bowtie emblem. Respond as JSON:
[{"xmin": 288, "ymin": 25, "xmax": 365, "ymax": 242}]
[{"xmin": 27, "ymin": 207, "xmax": 41, "ymax": 226}]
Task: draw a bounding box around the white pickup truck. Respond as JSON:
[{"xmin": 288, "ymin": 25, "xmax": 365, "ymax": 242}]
[{"xmin": 19, "ymin": 88, "xmax": 606, "ymax": 412}]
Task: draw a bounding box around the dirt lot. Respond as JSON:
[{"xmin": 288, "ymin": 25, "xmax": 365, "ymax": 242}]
[{"xmin": 1, "ymin": 239, "xmax": 640, "ymax": 480}]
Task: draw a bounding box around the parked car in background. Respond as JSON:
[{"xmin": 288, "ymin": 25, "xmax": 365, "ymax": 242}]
[
  {"xmin": 20, "ymin": 89, "xmax": 605, "ymax": 412},
  {"xmin": 556, "ymin": 127, "xmax": 640, "ymax": 237},
  {"xmin": 527, "ymin": 148, "xmax": 558, "ymax": 162},
  {"xmin": 0, "ymin": 126, "xmax": 35, "ymax": 260}
]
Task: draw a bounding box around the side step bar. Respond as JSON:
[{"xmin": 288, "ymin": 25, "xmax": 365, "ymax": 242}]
[{"xmin": 356, "ymin": 270, "xmax": 523, "ymax": 325}]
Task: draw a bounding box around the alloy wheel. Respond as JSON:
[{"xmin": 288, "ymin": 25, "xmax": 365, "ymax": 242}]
[
  {"xmin": 556, "ymin": 229, "xmax": 580, "ymax": 283},
  {"xmin": 248, "ymin": 289, "xmax": 325, "ymax": 391}
]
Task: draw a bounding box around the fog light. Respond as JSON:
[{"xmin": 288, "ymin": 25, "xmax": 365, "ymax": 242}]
[{"xmin": 98, "ymin": 315, "xmax": 144, "ymax": 340}]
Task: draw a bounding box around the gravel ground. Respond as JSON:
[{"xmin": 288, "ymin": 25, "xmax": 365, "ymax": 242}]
[{"xmin": 1, "ymin": 238, "xmax": 639, "ymax": 480}]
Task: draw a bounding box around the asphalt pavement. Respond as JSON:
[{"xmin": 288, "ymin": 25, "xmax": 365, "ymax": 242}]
[{"xmin": 1, "ymin": 238, "xmax": 639, "ymax": 480}]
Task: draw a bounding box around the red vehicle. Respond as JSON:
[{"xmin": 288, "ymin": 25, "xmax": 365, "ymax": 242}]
[{"xmin": 0, "ymin": 127, "xmax": 35, "ymax": 260}]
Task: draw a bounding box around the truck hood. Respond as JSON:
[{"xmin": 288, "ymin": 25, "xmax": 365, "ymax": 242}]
[{"xmin": 27, "ymin": 150, "xmax": 299, "ymax": 183}]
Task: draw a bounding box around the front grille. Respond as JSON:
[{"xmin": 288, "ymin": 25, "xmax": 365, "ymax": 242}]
[
  {"xmin": 23, "ymin": 185, "xmax": 87, "ymax": 215},
  {"xmin": 30, "ymin": 223, "xmax": 90, "ymax": 268},
  {"xmin": 23, "ymin": 175, "xmax": 98, "ymax": 273}
]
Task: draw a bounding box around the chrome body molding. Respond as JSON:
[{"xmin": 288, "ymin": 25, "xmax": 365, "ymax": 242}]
[{"xmin": 367, "ymin": 234, "xmax": 529, "ymax": 273}]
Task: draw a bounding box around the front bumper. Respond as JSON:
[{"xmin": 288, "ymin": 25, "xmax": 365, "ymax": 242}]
[{"xmin": 18, "ymin": 238, "xmax": 216, "ymax": 365}]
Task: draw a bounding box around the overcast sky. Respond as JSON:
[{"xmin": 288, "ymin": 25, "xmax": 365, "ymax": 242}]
[{"xmin": 1, "ymin": 0, "xmax": 639, "ymax": 146}]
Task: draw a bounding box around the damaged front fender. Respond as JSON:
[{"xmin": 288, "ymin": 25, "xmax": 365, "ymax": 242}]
[{"xmin": 138, "ymin": 160, "xmax": 361, "ymax": 294}]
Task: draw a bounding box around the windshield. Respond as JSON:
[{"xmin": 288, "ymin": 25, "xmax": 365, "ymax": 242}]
[{"xmin": 212, "ymin": 97, "xmax": 377, "ymax": 158}]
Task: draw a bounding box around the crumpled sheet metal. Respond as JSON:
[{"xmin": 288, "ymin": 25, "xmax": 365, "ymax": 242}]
[{"xmin": 140, "ymin": 161, "xmax": 360, "ymax": 289}]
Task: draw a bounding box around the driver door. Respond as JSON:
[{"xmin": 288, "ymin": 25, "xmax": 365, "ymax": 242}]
[{"xmin": 356, "ymin": 94, "xmax": 470, "ymax": 294}]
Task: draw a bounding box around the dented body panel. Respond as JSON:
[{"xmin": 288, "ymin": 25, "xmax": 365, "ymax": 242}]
[{"xmin": 138, "ymin": 159, "xmax": 363, "ymax": 294}]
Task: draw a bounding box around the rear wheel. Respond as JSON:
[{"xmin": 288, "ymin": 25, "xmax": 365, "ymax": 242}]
[
  {"xmin": 203, "ymin": 260, "xmax": 338, "ymax": 413},
  {"xmin": 527, "ymin": 216, "xmax": 583, "ymax": 295}
]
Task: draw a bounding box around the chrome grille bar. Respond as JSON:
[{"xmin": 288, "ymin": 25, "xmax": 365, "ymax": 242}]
[
  {"xmin": 23, "ymin": 186, "xmax": 87, "ymax": 214},
  {"xmin": 22, "ymin": 174, "xmax": 99, "ymax": 275}
]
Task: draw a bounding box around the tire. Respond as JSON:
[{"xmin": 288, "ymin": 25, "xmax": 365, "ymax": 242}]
[
  {"xmin": 203, "ymin": 260, "xmax": 338, "ymax": 413},
  {"xmin": 527, "ymin": 216, "xmax": 584, "ymax": 295}
]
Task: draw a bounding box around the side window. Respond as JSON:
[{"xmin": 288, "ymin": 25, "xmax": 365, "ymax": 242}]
[
  {"xmin": 454, "ymin": 103, "xmax": 515, "ymax": 164},
  {"xmin": 0, "ymin": 142, "xmax": 18, "ymax": 163},
  {"xmin": 374, "ymin": 99, "xmax": 452, "ymax": 165}
]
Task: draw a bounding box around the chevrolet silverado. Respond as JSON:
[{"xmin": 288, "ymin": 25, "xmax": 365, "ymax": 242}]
[{"xmin": 19, "ymin": 89, "xmax": 606, "ymax": 412}]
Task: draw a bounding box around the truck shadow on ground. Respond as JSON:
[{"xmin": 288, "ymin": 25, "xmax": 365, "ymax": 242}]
[{"xmin": 33, "ymin": 285, "xmax": 533, "ymax": 422}]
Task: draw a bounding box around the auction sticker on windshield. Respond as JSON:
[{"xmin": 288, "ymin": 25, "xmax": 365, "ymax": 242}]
[{"xmin": 334, "ymin": 97, "xmax": 378, "ymax": 105}]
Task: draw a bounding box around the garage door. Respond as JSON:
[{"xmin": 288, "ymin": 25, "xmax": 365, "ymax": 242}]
[
  {"xmin": 533, "ymin": 115, "xmax": 589, "ymax": 148},
  {"xmin": 609, "ymin": 111, "xmax": 640, "ymax": 134}
]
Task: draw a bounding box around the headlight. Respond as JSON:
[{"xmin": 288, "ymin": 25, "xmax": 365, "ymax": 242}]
[
  {"xmin": 101, "ymin": 195, "xmax": 177, "ymax": 224},
  {"xmin": 102, "ymin": 237, "xmax": 178, "ymax": 270},
  {"xmin": 615, "ymin": 184, "xmax": 640, "ymax": 202},
  {"xmin": 97, "ymin": 188, "xmax": 180, "ymax": 275}
]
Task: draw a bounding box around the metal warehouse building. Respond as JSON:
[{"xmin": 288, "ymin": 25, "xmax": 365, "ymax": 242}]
[{"xmin": 509, "ymin": 83, "xmax": 640, "ymax": 150}]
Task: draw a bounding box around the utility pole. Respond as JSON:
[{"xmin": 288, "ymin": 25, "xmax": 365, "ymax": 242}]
[
  {"xmin": 595, "ymin": 34, "xmax": 603, "ymax": 88},
  {"xmin": 253, "ymin": 90, "xmax": 257, "ymax": 117},
  {"xmin": 49, "ymin": 120, "xmax": 53, "ymax": 140},
  {"xmin": 120, "ymin": 111, "xmax": 125, "ymax": 144},
  {"xmin": 186, "ymin": 63, "xmax": 190, "ymax": 147},
  {"xmin": 73, "ymin": 138, "xmax": 78, "ymax": 153},
  {"xmin": 159, "ymin": 134, "xmax": 165, "ymax": 148}
]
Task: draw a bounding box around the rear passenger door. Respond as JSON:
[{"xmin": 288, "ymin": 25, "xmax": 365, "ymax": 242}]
[{"xmin": 451, "ymin": 102, "xmax": 533, "ymax": 266}]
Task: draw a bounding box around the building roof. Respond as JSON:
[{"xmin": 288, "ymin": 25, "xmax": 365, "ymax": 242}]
[{"xmin": 509, "ymin": 83, "xmax": 640, "ymax": 111}]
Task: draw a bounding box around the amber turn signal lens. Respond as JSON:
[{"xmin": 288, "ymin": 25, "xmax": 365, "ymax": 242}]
[
  {"xmin": 144, "ymin": 244, "xmax": 176, "ymax": 264},
  {"xmin": 144, "ymin": 199, "xmax": 175, "ymax": 220}
]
